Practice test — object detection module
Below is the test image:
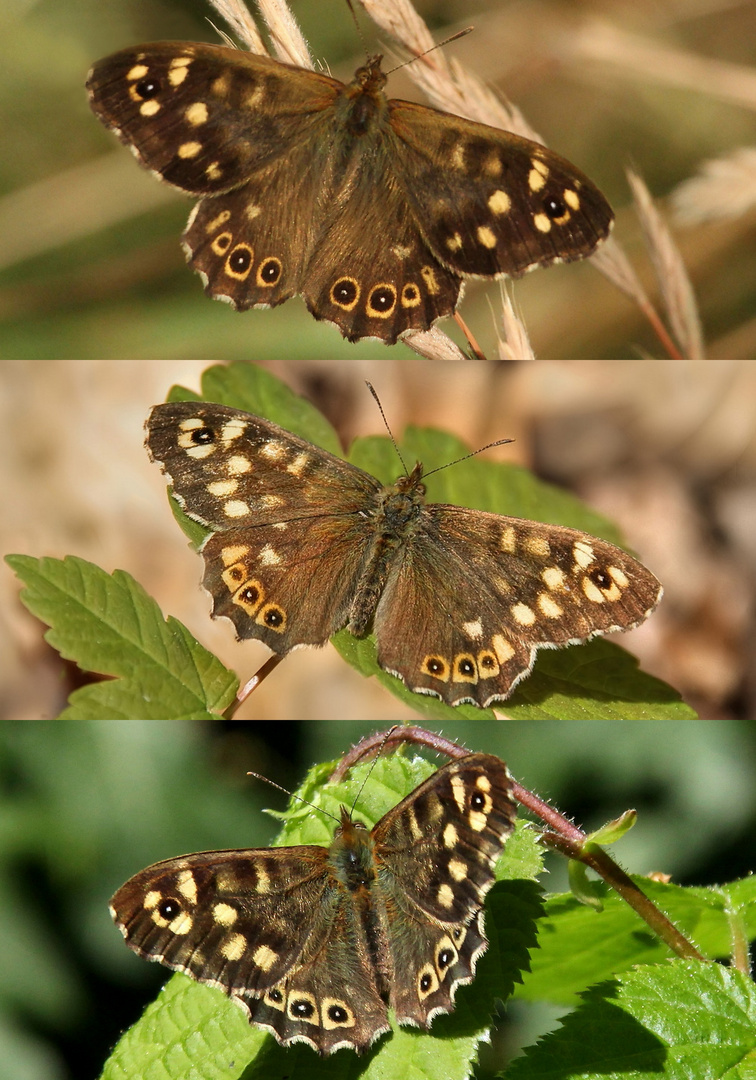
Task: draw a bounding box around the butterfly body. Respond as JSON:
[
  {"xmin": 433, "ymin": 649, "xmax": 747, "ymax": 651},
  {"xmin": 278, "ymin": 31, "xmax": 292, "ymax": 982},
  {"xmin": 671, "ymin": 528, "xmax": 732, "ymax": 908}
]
[
  {"xmin": 111, "ymin": 753, "xmax": 517, "ymax": 1053},
  {"xmin": 146, "ymin": 401, "xmax": 662, "ymax": 708},
  {"xmin": 88, "ymin": 42, "xmax": 614, "ymax": 342}
]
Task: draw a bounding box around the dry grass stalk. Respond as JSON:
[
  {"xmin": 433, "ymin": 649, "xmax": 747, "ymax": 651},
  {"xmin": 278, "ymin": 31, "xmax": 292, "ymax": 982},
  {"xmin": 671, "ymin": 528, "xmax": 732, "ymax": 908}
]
[
  {"xmin": 671, "ymin": 147, "xmax": 756, "ymax": 225},
  {"xmin": 207, "ymin": 0, "xmax": 267, "ymax": 52},
  {"xmin": 627, "ymin": 168, "xmax": 705, "ymax": 360},
  {"xmin": 403, "ymin": 327, "xmax": 467, "ymax": 361},
  {"xmin": 358, "ymin": 0, "xmax": 541, "ymax": 140},
  {"xmin": 497, "ymin": 290, "xmax": 534, "ymax": 361}
]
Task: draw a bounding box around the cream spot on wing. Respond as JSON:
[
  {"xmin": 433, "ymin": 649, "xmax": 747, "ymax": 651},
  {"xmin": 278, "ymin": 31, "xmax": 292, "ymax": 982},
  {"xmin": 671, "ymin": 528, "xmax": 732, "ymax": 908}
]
[
  {"xmin": 168, "ymin": 912, "xmax": 193, "ymax": 935},
  {"xmin": 176, "ymin": 870, "xmax": 197, "ymax": 904},
  {"xmin": 139, "ymin": 99, "xmax": 160, "ymax": 117},
  {"xmin": 451, "ymin": 143, "xmax": 466, "ymax": 169},
  {"xmin": 538, "ymin": 593, "xmax": 563, "ymax": 618},
  {"xmin": 207, "ymin": 478, "xmax": 238, "ymax": 497},
  {"xmin": 529, "ymin": 167, "xmax": 547, "ymax": 192},
  {"xmin": 245, "ymin": 203, "xmax": 262, "ymax": 220},
  {"xmin": 261, "ymin": 441, "xmax": 286, "ymax": 460},
  {"xmin": 437, "ymin": 883, "xmax": 455, "ymax": 908},
  {"xmin": 469, "ymin": 808, "xmax": 488, "ymax": 832},
  {"xmin": 245, "ymin": 84, "xmax": 265, "ymax": 108},
  {"xmin": 609, "ymin": 566, "xmax": 629, "ymax": 588},
  {"xmin": 511, "ymin": 602, "xmax": 537, "ymax": 626},
  {"xmin": 221, "ymin": 933, "xmax": 247, "ymax": 961},
  {"xmin": 205, "ymin": 210, "xmax": 231, "ymax": 233},
  {"xmin": 573, "ymin": 540, "xmax": 595, "ymax": 569},
  {"xmin": 524, "ymin": 536, "xmax": 551, "ymax": 557},
  {"xmin": 477, "ymin": 225, "xmax": 497, "ymax": 249},
  {"xmin": 143, "ymin": 890, "xmax": 161, "ymax": 910},
  {"xmin": 258, "ymin": 544, "xmax": 281, "ymax": 566},
  {"xmin": 476, "ymin": 775, "xmax": 492, "ymax": 792},
  {"xmin": 443, "ymin": 822, "xmax": 458, "ymax": 848},
  {"xmin": 206, "ymin": 162, "xmax": 222, "ymax": 181},
  {"xmin": 255, "ymin": 867, "xmax": 271, "ymax": 894},
  {"xmin": 226, "ymin": 454, "xmax": 252, "ymax": 476},
  {"xmin": 185, "ymin": 443, "xmax": 215, "ymax": 459},
  {"xmin": 448, "ymin": 858, "xmax": 467, "ymax": 882},
  {"xmin": 407, "ymin": 807, "xmax": 422, "ymax": 841},
  {"xmin": 213, "ymin": 902, "xmax": 237, "ymax": 927},
  {"xmin": 488, "ymin": 189, "xmax": 511, "ymax": 215},
  {"xmin": 221, "ymin": 544, "xmax": 249, "ymax": 566},
  {"xmin": 450, "ymin": 775, "xmax": 466, "ymax": 813},
  {"xmin": 533, "ymin": 213, "xmax": 552, "ymax": 233},
  {"xmin": 286, "ymin": 452, "xmax": 310, "ymax": 476},
  {"xmin": 126, "ymin": 64, "xmax": 149, "ymax": 81},
  {"xmin": 420, "ymin": 265, "xmax": 440, "ymax": 294},
  {"xmin": 463, "ymin": 619, "xmax": 483, "ymax": 641},
  {"xmin": 185, "ymin": 101, "xmax": 208, "ymax": 125},
  {"xmin": 221, "ymin": 418, "xmax": 246, "ymax": 442},
  {"xmin": 261, "ymin": 494, "xmax": 284, "ymax": 508},
  {"xmin": 252, "ymin": 944, "xmax": 278, "ymax": 971},
  {"xmin": 484, "ymin": 153, "xmax": 502, "ymax": 177},
  {"xmin": 542, "ymin": 566, "xmax": 566, "ymax": 590},
  {"xmin": 446, "ymin": 232, "xmax": 463, "ymax": 252},
  {"xmin": 564, "ymin": 188, "xmax": 581, "ymax": 210},
  {"xmin": 582, "ymin": 577, "xmax": 605, "ymax": 603},
  {"xmin": 492, "ymin": 634, "xmax": 515, "ymax": 663},
  {"xmin": 223, "ymin": 499, "xmax": 250, "ymax": 518},
  {"xmin": 500, "ymin": 526, "xmax": 517, "ymax": 553},
  {"xmin": 178, "ymin": 140, "xmax": 202, "ymax": 159}
]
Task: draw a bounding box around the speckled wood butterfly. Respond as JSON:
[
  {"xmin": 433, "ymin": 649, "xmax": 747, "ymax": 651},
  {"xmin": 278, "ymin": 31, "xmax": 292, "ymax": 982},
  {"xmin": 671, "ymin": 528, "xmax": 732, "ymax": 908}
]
[
  {"xmin": 146, "ymin": 401, "xmax": 662, "ymax": 708},
  {"xmin": 87, "ymin": 41, "xmax": 613, "ymax": 343},
  {"xmin": 111, "ymin": 753, "xmax": 516, "ymax": 1054}
]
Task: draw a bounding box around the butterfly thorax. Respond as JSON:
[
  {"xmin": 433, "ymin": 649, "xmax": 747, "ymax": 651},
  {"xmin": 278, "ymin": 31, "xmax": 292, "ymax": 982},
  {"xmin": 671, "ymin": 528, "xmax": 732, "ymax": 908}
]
[
  {"xmin": 347, "ymin": 463, "xmax": 428, "ymax": 636},
  {"xmin": 331, "ymin": 809, "xmax": 376, "ymax": 892},
  {"xmin": 338, "ymin": 55, "xmax": 390, "ymax": 138}
]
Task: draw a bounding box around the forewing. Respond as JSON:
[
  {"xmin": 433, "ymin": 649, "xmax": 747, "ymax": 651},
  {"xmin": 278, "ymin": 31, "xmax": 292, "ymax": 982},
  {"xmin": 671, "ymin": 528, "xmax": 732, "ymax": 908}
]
[
  {"xmin": 146, "ymin": 401, "xmax": 381, "ymax": 651},
  {"xmin": 87, "ymin": 42, "xmax": 340, "ymax": 196},
  {"xmin": 388, "ymin": 100, "xmax": 613, "ymax": 278},
  {"xmin": 374, "ymin": 506, "xmax": 663, "ymax": 706},
  {"xmin": 110, "ymin": 846, "xmax": 334, "ymax": 996}
]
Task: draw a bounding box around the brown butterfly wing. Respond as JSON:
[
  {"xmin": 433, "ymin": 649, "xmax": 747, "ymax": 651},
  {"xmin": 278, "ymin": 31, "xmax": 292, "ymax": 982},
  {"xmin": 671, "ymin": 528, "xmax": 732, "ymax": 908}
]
[
  {"xmin": 146, "ymin": 402, "xmax": 382, "ymax": 652},
  {"xmin": 373, "ymin": 505, "xmax": 662, "ymax": 706},
  {"xmin": 388, "ymin": 99, "xmax": 613, "ymax": 278},
  {"xmin": 371, "ymin": 754, "xmax": 516, "ymax": 1026},
  {"xmin": 87, "ymin": 42, "xmax": 340, "ymax": 196}
]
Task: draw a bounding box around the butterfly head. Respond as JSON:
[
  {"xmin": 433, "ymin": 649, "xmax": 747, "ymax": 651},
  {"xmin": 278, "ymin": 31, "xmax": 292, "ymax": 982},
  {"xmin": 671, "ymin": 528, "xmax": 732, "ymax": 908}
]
[{"xmin": 352, "ymin": 55, "xmax": 387, "ymax": 96}]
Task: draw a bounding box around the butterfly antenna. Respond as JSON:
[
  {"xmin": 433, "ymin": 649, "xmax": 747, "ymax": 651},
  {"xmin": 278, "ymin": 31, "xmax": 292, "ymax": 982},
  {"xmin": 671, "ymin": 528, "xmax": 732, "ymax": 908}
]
[
  {"xmin": 348, "ymin": 726, "xmax": 400, "ymax": 817},
  {"xmin": 344, "ymin": 0, "xmax": 370, "ymax": 58},
  {"xmin": 422, "ymin": 438, "xmax": 515, "ymax": 480},
  {"xmin": 384, "ymin": 26, "xmax": 474, "ymax": 76},
  {"xmin": 246, "ymin": 771, "xmax": 341, "ymax": 824},
  {"xmin": 365, "ymin": 382, "xmax": 409, "ymax": 476}
]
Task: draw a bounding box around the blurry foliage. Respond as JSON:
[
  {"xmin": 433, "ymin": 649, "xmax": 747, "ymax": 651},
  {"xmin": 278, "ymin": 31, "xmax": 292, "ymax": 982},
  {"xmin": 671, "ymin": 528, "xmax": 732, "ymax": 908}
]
[{"xmin": 1, "ymin": 719, "xmax": 755, "ymax": 1078}]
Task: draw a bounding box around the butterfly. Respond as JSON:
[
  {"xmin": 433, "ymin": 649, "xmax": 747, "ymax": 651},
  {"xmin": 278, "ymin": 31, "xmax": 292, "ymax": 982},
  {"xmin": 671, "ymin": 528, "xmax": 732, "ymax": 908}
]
[
  {"xmin": 87, "ymin": 41, "xmax": 613, "ymax": 343},
  {"xmin": 110, "ymin": 753, "xmax": 517, "ymax": 1054},
  {"xmin": 145, "ymin": 401, "xmax": 663, "ymax": 708}
]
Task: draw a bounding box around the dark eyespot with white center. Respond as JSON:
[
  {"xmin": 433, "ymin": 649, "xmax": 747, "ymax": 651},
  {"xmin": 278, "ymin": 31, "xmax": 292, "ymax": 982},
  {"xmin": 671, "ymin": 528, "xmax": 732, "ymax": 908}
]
[
  {"xmin": 134, "ymin": 77, "xmax": 160, "ymax": 100},
  {"xmin": 158, "ymin": 898, "xmax": 180, "ymax": 920}
]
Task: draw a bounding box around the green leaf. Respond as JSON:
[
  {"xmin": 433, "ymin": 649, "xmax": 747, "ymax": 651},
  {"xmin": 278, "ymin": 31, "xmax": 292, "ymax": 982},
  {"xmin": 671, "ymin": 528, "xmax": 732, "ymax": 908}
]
[
  {"xmin": 505, "ymin": 960, "xmax": 756, "ymax": 1079},
  {"xmin": 515, "ymin": 876, "xmax": 756, "ymax": 1006},
  {"xmin": 100, "ymin": 752, "xmax": 540, "ymax": 1080},
  {"xmin": 5, "ymin": 554, "xmax": 237, "ymax": 719}
]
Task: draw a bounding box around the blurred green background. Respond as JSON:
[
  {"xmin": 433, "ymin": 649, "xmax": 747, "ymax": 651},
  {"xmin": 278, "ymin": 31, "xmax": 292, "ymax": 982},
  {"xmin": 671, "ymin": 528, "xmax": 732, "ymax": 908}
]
[
  {"xmin": 2, "ymin": 0, "xmax": 755, "ymax": 359},
  {"xmin": 1, "ymin": 718, "xmax": 755, "ymax": 1079}
]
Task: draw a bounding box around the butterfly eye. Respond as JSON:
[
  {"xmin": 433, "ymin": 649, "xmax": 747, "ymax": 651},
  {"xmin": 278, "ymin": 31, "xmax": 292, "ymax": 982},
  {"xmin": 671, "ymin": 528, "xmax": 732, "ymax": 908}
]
[{"xmin": 353, "ymin": 821, "xmax": 367, "ymax": 832}]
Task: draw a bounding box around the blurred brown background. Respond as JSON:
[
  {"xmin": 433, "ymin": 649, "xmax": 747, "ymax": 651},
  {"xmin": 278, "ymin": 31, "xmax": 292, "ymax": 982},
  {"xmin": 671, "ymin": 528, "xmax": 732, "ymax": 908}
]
[{"xmin": 3, "ymin": 357, "xmax": 754, "ymax": 719}]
